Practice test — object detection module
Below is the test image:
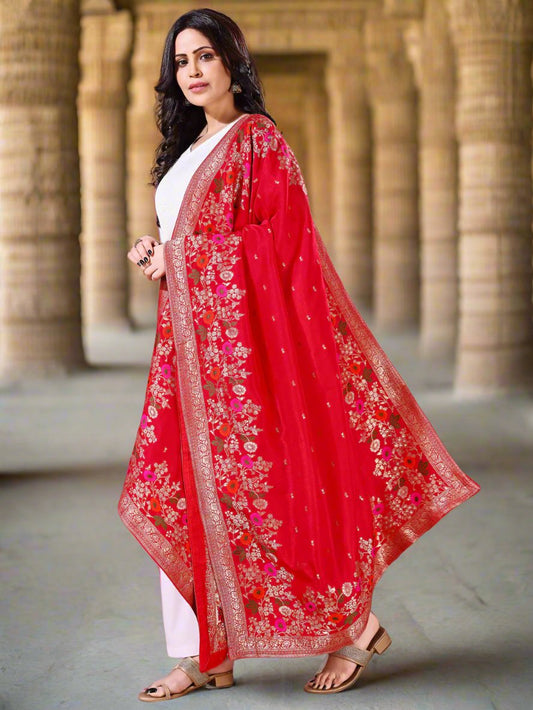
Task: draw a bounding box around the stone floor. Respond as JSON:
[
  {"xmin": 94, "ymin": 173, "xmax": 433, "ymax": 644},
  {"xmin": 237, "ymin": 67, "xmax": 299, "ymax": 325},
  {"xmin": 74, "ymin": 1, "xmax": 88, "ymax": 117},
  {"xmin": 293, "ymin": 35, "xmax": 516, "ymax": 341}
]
[{"xmin": 1, "ymin": 323, "xmax": 532, "ymax": 710}]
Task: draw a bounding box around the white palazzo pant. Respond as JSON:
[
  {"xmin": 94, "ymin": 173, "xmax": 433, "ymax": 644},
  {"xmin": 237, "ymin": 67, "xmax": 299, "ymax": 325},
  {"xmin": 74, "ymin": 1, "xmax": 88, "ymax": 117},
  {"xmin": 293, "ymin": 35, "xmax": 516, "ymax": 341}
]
[{"xmin": 159, "ymin": 569, "xmax": 200, "ymax": 657}]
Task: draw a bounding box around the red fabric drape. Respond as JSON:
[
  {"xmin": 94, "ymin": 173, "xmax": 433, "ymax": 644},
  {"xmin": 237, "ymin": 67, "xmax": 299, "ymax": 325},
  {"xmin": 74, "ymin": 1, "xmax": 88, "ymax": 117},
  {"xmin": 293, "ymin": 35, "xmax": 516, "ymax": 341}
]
[{"xmin": 119, "ymin": 114, "xmax": 479, "ymax": 671}]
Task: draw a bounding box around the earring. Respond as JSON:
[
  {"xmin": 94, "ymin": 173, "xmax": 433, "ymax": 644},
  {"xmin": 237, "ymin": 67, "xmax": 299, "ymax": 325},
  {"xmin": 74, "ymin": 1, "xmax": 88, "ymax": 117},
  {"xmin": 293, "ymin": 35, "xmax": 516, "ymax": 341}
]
[{"xmin": 231, "ymin": 82, "xmax": 242, "ymax": 94}]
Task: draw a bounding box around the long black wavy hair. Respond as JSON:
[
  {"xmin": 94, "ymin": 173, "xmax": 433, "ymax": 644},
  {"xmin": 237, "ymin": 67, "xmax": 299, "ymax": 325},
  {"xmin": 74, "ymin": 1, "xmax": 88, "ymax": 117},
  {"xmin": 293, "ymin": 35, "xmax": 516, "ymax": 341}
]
[{"xmin": 151, "ymin": 8, "xmax": 274, "ymax": 186}]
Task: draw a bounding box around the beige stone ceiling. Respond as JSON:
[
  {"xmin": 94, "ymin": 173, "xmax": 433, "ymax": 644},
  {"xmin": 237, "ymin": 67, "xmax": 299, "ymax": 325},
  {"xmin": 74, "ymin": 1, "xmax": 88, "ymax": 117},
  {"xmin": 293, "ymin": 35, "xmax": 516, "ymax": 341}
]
[
  {"xmin": 85, "ymin": 0, "xmax": 381, "ymax": 12},
  {"xmin": 82, "ymin": 0, "xmax": 117, "ymax": 13},
  {"xmin": 82, "ymin": 0, "xmax": 425, "ymax": 21}
]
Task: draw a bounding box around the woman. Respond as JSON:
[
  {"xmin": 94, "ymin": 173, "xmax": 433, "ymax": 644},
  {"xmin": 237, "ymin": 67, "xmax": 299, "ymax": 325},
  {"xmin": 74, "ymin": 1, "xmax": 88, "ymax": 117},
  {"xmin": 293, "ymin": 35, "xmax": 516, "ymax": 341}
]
[{"xmin": 120, "ymin": 8, "xmax": 479, "ymax": 702}]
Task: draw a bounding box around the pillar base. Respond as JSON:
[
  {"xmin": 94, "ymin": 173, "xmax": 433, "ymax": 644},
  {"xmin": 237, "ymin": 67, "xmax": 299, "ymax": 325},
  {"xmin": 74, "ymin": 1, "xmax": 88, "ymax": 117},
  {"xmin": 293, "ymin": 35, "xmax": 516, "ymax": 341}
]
[
  {"xmin": 454, "ymin": 345, "xmax": 533, "ymax": 395},
  {"xmin": 0, "ymin": 324, "xmax": 85, "ymax": 381}
]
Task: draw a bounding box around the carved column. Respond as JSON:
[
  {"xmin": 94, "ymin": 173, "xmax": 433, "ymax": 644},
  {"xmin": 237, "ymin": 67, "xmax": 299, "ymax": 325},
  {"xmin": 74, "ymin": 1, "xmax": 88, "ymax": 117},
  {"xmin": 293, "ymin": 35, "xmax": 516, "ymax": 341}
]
[
  {"xmin": 448, "ymin": 0, "xmax": 533, "ymax": 392},
  {"xmin": 259, "ymin": 62, "xmax": 309, "ymax": 170},
  {"xmin": 257, "ymin": 53, "xmax": 331, "ymax": 244},
  {"xmin": 326, "ymin": 27, "xmax": 373, "ymax": 307},
  {"xmin": 126, "ymin": 7, "xmax": 161, "ymax": 326},
  {"xmin": 365, "ymin": 15, "xmax": 419, "ymax": 329},
  {"xmin": 304, "ymin": 57, "xmax": 332, "ymax": 247},
  {"xmin": 0, "ymin": 0, "xmax": 84, "ymax": 378},
  {"xmin": 407, "ymin": 1, "xmax": 459, "ymax": 358},
  {"xmin": 79, "ymin": 9, "xmax": 132, "ymax": 327}
]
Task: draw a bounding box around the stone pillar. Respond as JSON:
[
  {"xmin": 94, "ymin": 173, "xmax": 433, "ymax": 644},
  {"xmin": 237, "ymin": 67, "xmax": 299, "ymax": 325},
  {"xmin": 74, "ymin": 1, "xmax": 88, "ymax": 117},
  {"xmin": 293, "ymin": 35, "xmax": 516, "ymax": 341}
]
[
  {"xmin": 0, "ymin": 0, "xmax": 85, "ymax": 378},
  {"xmin": 409, "ymin": 0, "xmax": 459, "ymax": 358},
  {"xmin": 365, "ymin": 15, "xmax": 420, "ymax": 329},
  {"xmin": 126, "ymin": 7, "xmax": 161, "ymax": 327},
  {"xmin": 79, "ymin": 9, "xmax": 133, "ymax": 328},
  {"xmin": 257, "ymin": 52, "xmax": 331, "ymax": 244},
  {"xmin": 326, "ymin": 28, "xmax": 373, "ymax": 308},
  {"xmin": 258, "ymin": 64, "xmax": 309, "ymax": 171},
  {"xmin": 304, "ymin": 57, "xmax": 332, "ymax": 247},
  {"xmin": 448, "ymin": 0, "xmax": 533, "ymax": 393}
]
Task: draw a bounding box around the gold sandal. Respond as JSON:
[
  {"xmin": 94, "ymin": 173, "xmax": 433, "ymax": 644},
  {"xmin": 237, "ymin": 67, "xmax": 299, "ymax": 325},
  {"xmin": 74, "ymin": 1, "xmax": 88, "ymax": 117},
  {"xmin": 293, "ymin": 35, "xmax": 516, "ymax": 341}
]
[
  {"xmin": 304, "ymin": 626, "xmax": 391, "ymax": 694},
  {"xmin": 138, "ymin": 656, "xmax": 234, "ymax": 702}
]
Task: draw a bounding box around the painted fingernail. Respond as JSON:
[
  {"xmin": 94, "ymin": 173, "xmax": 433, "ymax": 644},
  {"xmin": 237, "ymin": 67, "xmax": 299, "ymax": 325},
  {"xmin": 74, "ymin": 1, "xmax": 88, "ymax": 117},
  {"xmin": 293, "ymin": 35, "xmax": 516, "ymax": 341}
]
[
  {"xmin": 143, "ymin": 258, "xmax": 149, "ymax": 264},
  {"xmin": 147, "ymin": 687, "xmax": 157, "ymax": 693},
  {"xmin": 137, "ymin": 261, "xmax": 142, "ymax": 266},
  {"xmin": 147, "ymin": 249, "xmax": 153, "ymax": 256}
]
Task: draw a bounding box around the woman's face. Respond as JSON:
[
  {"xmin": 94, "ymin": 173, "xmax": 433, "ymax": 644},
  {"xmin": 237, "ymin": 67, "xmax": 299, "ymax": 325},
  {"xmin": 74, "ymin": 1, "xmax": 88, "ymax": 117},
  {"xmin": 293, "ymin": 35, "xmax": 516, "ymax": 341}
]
[{"xmin": 174, "ymin": 28, "xmax": 234, "ymax": 112}]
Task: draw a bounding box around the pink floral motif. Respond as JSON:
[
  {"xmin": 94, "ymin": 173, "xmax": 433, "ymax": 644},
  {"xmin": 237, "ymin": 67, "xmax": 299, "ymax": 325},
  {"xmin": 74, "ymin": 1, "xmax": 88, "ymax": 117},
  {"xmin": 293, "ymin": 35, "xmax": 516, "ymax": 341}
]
[
  {"xmin": 305, "ymin": 601, "xmax": 316, "ymax": 612},
  {"xmin": 240, "ymin": 454, "xmax": 254, "ymax": 468},
  {"xmin": 381, "ymin": 446, "xmax": 392, "ymax": 460},
  {"xmin": 143, "ymin": 469, "xmax": 156, "ymax": 482},
  {"xmin": 250, "ymin": 512, "xmax": 263, "ymax": 526},
  {"xmin": 410, "ymin": 492, "xmax": 422, "ymax": 505},
  {"xmin": 212, "ymin": 233, "xmax": 225, "ymax": 244},
  {"xmin": 140, "ymin": 414, "xmax": 148, "ymax": 429},
  {"xmin": 161, "ymin": 364, "xmax": 171, "ymax": 379},
  {"xmin": 264, "ymin": 562, "xmax": 277, "ymax": 576},
  {"xmin": 216, "ymin": 284, "xmax": 228, "ymax": 297},
  {"xmin": 222, "ymin": 341, "xmax": 234, "ymax": 355},
  {"xmin": 230, "ymin": 398, "xmax": 243, "ymax": 412},
  {"xmin": 274, "ymin": 617, "xmax": 287, "ymax": 631}
]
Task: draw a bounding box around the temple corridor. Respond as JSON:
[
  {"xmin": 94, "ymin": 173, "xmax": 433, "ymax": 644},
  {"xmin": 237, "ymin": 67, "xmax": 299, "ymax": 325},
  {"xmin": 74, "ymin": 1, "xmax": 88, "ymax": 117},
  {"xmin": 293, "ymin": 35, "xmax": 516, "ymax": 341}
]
[{"xmin": 1, "ymin": 1, "xmax": 533, "ymax": 708}]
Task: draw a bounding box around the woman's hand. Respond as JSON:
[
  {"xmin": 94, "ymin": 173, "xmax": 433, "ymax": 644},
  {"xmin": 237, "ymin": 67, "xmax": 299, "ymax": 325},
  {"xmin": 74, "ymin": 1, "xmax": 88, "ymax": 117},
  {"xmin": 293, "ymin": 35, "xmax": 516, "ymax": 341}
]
[
  {"xmin": 128, "ymin": 235, "xmax": 158, "ymax": 267},
  {"xmin": 127, "ymin": 236, "xmax": 165, "ymax": 281},
  {"xmin": 143, "ymin": 243, "xmax": 166, "ymax": 281}
]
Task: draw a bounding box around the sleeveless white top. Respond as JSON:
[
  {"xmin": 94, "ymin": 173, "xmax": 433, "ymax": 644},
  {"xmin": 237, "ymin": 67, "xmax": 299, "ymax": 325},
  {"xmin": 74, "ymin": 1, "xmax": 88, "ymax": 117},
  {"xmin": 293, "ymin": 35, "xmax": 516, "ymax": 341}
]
[{"xmin": 155, "ymin": 117, "xmax": 241, "ymax": 243}]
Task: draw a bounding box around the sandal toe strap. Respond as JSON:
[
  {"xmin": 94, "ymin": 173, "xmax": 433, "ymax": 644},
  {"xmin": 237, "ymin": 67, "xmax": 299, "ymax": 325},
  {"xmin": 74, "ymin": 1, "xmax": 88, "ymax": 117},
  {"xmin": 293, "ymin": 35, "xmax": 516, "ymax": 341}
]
[
  {"xmin": 173, "ymin": 657, "xmax": 210, "ymax": 688},
  {"xmin": 331, "ymin": 644, "xmax": 372, "ymax": 667},
  {"xmin": 154, "ymin": 684, "xmax": 171, "ymax": 700}
]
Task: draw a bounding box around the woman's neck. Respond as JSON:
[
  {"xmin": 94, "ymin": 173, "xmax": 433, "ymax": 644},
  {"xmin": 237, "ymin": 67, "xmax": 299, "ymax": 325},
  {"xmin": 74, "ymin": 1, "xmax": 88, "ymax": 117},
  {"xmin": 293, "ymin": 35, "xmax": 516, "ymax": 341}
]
[
  {"xmin": 203, "ymin": 106, "xmax": 244, "ymax": 135},
  {"xmin": 190, "ymin": 108, "xmax": 243, "ymax": 150}
]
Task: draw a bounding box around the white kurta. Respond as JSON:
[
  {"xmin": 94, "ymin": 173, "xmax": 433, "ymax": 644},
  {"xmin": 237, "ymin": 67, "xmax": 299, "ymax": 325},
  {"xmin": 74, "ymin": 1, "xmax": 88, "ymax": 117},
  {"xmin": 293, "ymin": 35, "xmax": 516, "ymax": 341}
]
[
  {"xmin": 155, "ymin": 117, "xmax": 240, "ymax": 658},
  {"xmin": 156, "ymin": 117, "xmax": 241, "ymax": 243}
]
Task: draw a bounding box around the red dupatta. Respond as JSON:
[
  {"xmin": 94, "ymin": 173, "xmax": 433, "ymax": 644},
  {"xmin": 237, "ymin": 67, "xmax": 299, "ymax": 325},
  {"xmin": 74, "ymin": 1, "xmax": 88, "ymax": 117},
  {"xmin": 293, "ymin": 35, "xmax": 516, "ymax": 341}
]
[{"xmin": 119, "ymin": 113, "xmax": 479, "ymax": 671}]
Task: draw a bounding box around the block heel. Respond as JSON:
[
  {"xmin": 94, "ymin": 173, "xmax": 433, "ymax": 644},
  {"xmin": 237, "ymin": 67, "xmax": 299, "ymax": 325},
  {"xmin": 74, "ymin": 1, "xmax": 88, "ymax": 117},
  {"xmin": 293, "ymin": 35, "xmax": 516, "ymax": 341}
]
[
  {"xmin": 373, "ymin": 628, "xmax": 392, "ymax": 655},
  {"xmin": 139, "ymin": 657, "xmax": 234, "ymax": 702},
  {"xmin": 304, "ymin": 625, "xmax": 392, "ymax": 694},
  {"xmin": 206, "ymin": 670, "xmax": 234, "ymax": 689}
]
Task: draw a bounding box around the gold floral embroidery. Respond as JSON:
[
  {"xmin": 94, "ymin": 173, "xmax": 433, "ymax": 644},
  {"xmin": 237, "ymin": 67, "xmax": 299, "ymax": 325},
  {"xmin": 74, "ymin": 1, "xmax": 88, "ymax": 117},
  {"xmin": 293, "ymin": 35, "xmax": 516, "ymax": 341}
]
[
  {"xmin": 166, "ymin": 117, "xmax": 381, "ymax": 651},
  {"xmin": 122, "ymin": 114, "xmax": 479, "ymax": 660},
  {"xmin": 119, "ymin": 291, "xmax": 194, "ymax": 604}
]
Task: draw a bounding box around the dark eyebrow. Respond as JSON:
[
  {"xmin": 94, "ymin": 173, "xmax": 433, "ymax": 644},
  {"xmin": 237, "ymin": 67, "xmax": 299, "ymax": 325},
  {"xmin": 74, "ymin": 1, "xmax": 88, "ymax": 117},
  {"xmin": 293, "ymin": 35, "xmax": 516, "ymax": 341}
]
[{"xmin": 174, "ymin": 45, "xmax": 214, "ymax": 58}]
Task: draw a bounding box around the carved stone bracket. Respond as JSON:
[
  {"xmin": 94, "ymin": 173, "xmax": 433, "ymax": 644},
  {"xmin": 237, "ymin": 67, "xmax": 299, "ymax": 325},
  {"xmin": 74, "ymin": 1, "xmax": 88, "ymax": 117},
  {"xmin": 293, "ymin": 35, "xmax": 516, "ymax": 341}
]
[{"xmin": 365, "ymin": 13, "xmax": 417, "ymax": 101}]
